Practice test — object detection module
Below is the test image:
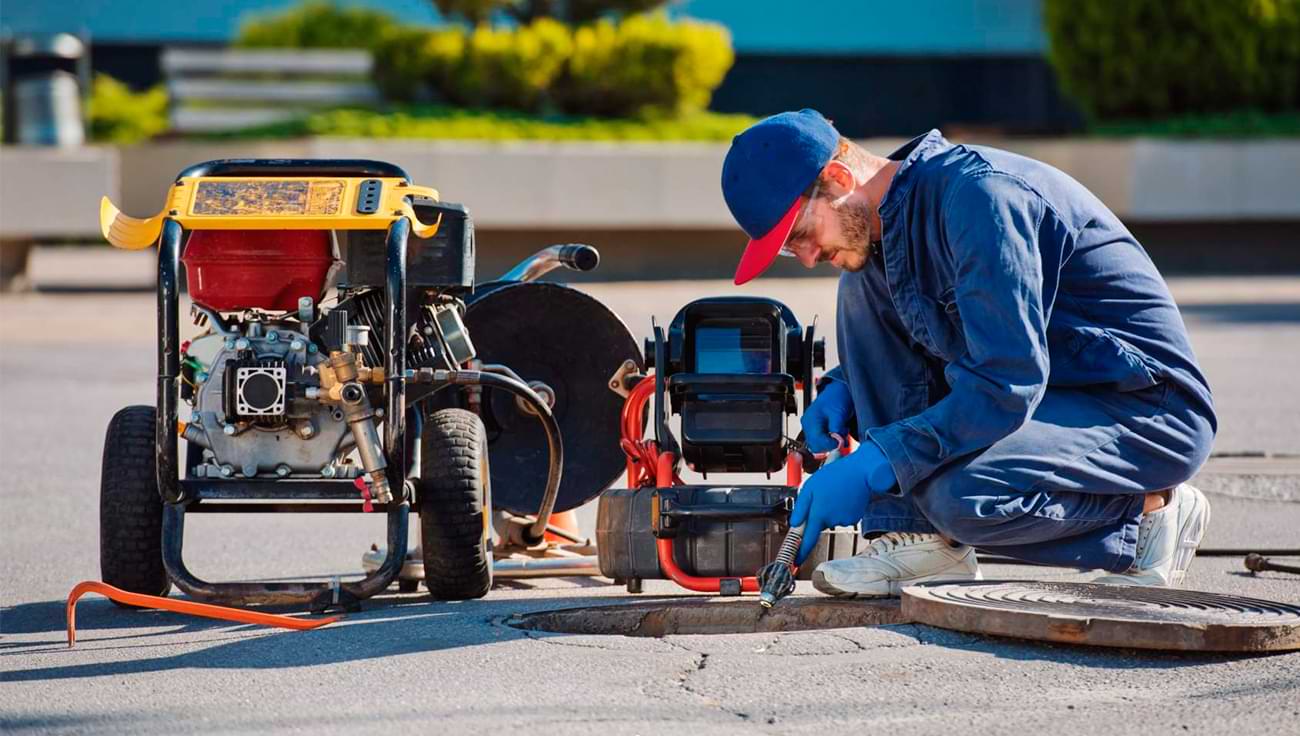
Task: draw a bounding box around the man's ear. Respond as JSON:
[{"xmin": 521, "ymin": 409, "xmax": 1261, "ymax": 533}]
[{"xmin": 822, "ymin": 160, "xmax": 856, "ymax": 197}]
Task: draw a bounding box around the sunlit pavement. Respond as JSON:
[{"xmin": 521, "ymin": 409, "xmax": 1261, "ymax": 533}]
[{"xmin": 2, "ymin": 248, "xmax": 1297, "ymax": 735}]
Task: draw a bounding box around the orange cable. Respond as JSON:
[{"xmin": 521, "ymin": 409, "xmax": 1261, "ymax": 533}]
[{"xmin": 66, "ymin": 581, "xmax": 339, "ymax": 647}]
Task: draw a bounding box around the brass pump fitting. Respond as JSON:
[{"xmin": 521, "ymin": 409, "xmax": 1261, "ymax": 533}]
[{"xmin": 319, "ymin": 351, "xmax": 386, "ymax": 403}]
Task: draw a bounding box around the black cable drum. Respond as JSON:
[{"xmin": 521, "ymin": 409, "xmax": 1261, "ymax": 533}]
[{"xmin": 464, "ymin": 281, "xmax": 643, "ymax": 514}]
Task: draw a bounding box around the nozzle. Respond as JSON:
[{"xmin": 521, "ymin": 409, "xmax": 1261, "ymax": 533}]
[{"xmin": 755, "ymin": 523, "xmax": 805, "ymax": 610}]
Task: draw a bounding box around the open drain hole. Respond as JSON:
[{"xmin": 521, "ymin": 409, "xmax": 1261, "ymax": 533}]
[{"xmin": 507, "ymin": 598, "xmax": 909, "ymax": 637}]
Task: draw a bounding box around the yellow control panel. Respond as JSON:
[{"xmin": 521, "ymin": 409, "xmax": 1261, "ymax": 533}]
[{"xmin": 100, "ymin": 176, "xmax": 441, "ymax": 250}]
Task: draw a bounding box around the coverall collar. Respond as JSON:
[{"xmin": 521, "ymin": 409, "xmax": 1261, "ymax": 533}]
[{"xmin": 878, "ymin": 129, "xmax": 949, "ymax": 218}]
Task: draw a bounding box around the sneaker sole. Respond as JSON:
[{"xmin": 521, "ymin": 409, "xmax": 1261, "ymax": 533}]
[{"xmin": 811, "ymin": 567, "xmax": 983, "ymax": 599}]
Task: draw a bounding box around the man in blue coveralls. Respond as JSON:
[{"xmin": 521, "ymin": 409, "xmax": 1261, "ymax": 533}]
[{"xmin": 721, "ymin": 110, "xmax": 1216, "ymax": 596}]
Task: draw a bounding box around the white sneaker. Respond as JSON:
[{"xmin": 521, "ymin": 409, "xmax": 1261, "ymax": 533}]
[
  {"xmin": 811, "ymin": 532, "xmax": 982, "ymax": 598},
  {"xmin": 1092, "ymin": 483, "xmax": 1211, "ymax": 587}
]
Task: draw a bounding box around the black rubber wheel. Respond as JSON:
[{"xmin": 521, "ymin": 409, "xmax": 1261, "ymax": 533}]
[
  {"xmin": 100, "ymin": 405, "xmax": 171, "ymax": 603},
  {"xmin": 419, "ymin": 408, "xmax": 493, "ymax": 600}
]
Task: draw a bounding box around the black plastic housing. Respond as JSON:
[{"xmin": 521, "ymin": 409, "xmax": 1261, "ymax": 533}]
[
  {"xmin": 338, "ymin": 200, "xmax": 474, "ymax": 290},
  {"xmin": 656, "ymin": 297, "xmax": 819, "ymax": 474}
]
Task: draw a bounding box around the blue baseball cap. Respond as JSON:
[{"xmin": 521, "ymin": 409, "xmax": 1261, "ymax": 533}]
[{"xmin": 721, "ymin": 109, "xmax": 838, "ymax": 285}]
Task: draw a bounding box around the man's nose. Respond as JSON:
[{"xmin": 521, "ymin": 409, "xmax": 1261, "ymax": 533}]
[{"xmin": 797, "ymin": 246, "xmax": 819, "ymax": 269}]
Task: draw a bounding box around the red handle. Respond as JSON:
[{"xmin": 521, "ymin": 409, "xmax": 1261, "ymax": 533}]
[{"xmin": 655, "ymin": 537, "xmax": 760, "ymax": 593}]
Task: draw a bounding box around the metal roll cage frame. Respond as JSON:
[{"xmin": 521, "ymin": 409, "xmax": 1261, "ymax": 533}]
[{"xmin": 148, "ymin": 159, "xmax": 530, "ymax": 612}]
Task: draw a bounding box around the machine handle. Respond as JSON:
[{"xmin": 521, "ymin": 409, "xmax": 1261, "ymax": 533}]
[
  {"xmin": 499, "ymin": 244, "xmax": 600, "ymax": 283},
  {"xmin": 656, "ymin": 537, "xmax": 759, "ymax": 594},
  {"xmin": 555, "ymin": 244, "xmax": 600, "ymax": 272},
  {"xmin": 653, "ymin": 450, "xmax": 762, "ymax": 595},
  {"xmin": 661, "ymin": 501, "xmax": 790, "ymax": 522}
]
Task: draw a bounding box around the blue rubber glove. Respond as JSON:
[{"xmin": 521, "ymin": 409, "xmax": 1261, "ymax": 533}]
[
  {"xmin": 790, "ymin": 439, "xmax": 897, "ymax": 564},
  {"xmin": 800, "ymin": 379, "xmax": 854, "ymax": 454}
]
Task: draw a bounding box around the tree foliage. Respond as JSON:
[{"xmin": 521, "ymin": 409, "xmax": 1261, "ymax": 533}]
[
  {"xmin": 433, "ymin": 0, "xmax": 670, "ymax": 26},
  {"xmin": 1043, "ymin": 0, "xmax": 1300, "ymax": 119}
]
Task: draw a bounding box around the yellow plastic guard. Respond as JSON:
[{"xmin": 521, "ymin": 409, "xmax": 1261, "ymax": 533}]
[{"xmin": 99, "ymin": 177, "xmax": 441, "ymax": 249}]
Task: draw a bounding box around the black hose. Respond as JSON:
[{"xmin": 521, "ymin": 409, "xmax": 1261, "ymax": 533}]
[{"xmin": 436, "ymin": 370, "xmax": 563, "ymax": 545}]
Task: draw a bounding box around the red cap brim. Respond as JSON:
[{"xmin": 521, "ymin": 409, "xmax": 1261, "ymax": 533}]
[{"xmin": 733, "ymin": 196, "xmax": 802, "ymax": 285}]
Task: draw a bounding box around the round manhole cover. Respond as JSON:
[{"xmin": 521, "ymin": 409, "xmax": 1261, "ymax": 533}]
[
  {"xmin": 903, "ymin": 581, "xmax": 1300, "ymax": 652},
  {"xmin": 508, "ymin": 597, "xmax": 906, "ymax": 637}
]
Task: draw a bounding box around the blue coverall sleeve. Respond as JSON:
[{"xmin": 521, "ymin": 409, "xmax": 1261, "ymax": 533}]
[{"xmin": 867, "ymin": 173, "xmax": 1054, "ymax": 492}]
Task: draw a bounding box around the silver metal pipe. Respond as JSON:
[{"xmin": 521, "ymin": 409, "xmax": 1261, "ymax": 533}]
[
  {"xmin": 501, "ymin": 245, "xmax": 567, "ymax": 283},
  {"xmin": 500, "ymin": 244, "xmax": 599, "ymax": 283},
  {"xmin": 493, "ymin": 556, "xmax": 601, "ymax": 578}
]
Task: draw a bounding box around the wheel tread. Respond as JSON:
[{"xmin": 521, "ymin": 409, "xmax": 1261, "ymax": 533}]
[
  {"xmin": 100, "ymin": 405, "xmax": 170, "ymax": 601},
  {"xmin": 419, "ymin": 408, "xmax": 493, "ymax": 600}
]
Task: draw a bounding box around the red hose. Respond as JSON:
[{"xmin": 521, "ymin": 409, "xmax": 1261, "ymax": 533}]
[
  {"xmin": 619, "ymin": 375, "xmax": 681, "ymax": 488},
  {"xmin": 621, "ymin": 379, "xmax": 797, "ymax": 595}
]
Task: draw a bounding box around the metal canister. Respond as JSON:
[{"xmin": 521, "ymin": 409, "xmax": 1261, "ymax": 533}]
[{"xmin": 14, "ymin": 71, "xmax": 84, "ymax": 146}]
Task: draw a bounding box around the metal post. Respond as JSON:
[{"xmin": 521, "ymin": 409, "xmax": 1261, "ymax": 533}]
[{"xmin": 156, "ymin": 219, "xmax": 182, "ymax": 504}]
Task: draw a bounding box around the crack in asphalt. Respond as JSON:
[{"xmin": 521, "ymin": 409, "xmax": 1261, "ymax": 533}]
[
  {"xmin": 892, "ymin": 623, "xmax": 982, "ymax": 647},
  {"xmin": 672, "ymin": 649, "xmax": 752, "ymax": 722},
  {"xmin": 517, "ymin": 628, "xmax": 634, "ymax": 651}
]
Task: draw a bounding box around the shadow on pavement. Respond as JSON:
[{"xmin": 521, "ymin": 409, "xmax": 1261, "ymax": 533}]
[
  {"xmin": 1, "ymin": 591, "xmax": 677, "ymax": 682},
  {"xmin": 33, "ymin": 284, "xmax": 154, "ymax": 295},
  {"xmin": 925, "ymin": 628, "xmax": 1294, "ymax": 669},
  {"xmin": 4, "ymin": 587, "xmax": 1287, "ymax": 683}
]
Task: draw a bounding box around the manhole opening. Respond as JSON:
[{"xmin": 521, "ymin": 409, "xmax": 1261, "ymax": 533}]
[{"xmin": 507, "ymin": 598, "xmax": 908, "ymax": 637}]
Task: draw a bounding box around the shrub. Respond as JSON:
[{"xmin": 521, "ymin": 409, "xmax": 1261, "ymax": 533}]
[
  {"xmin": 373, "ymin": 26, "xmax": 466, "ymax": 103},
  {"xmin": 457, "ymin": 18, "xmax": 573, "ymax": 110},
  {"xmin": 215, "ymin": 104, "xmax": 758, "ymax": 142},
  {"xmin": 88, "ymin": 74, "xmax": 169, "ymax": 144},
  {"xmin": 436, "ymin": 0, "xmax": 667, "ymax": 25},
  {"xmin": 375, "ymin": 20, "xmax": 572, "ymax": 111},
  {"xmin": 558, "ymin": 13, "xmax": 734, "ymax": 117},
  {"xmin": 1044, "ymin": 0, "xmax": 1300, "ymax": 120},
  {"xmin": 235, "ymin": 1, "xmax": 397, "ymax": 50}
]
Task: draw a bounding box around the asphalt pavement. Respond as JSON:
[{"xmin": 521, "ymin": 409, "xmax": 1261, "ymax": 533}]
[{"xmin": 2, "ymin": 248, "xmax": 1298, "ymax": 735}]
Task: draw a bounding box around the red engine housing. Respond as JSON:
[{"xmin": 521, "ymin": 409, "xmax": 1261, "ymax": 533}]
[{"xmin": 182, "ymin": 230, "xmax": 335, "ymax": 312}]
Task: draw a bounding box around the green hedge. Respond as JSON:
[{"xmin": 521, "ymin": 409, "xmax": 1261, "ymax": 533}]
[
  {"xmin": 558, "ymin": 13, "xmax": 734, "ymax": 117},
  {"xmin": 374, "ymin": 22, "xmax": 572, "ymax": 112},
  {"xmin": 1044, "ymin": 0, "xmax": 1300, "ymax": 120},
  {"xmin": 235, "ymin": 1, "xmax": 397, "ymax": 50},
  {"xmin": 88, "ymin": 75, "xmax": 169, "ymax": 144},
  {"xmin": 206, "ymin": 105, "xmax": 757, "ymax": 142},
  {"xmin": 458, "ymin": 19, "xmax": 574, "ymax": 110},
  {"xmin": 350, "ymin": 12, "xmax": 735, "ymax": 118},
  {"xmin": 237, "ymin": 3, "xmax": 735, "ymax": 119}
]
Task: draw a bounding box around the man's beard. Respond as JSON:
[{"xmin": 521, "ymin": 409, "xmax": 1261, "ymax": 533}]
[{"xmin": 830, "ymin": 197, "xmax": 875, "ymax": 269}]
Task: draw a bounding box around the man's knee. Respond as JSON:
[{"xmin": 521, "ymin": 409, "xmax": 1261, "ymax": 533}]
[{"xmin": 911, "ymin": 468, "xmax": 992, "ymax": 544}]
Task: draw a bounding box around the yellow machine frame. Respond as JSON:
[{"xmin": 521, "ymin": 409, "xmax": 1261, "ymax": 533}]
[{"xmin": 100, "ymin": 176, "xmax": 442, "ymax": 250}]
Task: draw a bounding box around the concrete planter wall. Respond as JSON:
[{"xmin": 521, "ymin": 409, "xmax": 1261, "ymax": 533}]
[
  {"xmin": 4, "ymin": 136, "xmax": 1297, "ymax": 238},
  {"xmin": 112, "ymin": 136, "xmax": 1300, "ymax": 227},
  {"xmin": 3, "ymin": 136, "xmax": 1298, "ymax": 282}
]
